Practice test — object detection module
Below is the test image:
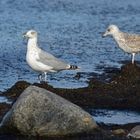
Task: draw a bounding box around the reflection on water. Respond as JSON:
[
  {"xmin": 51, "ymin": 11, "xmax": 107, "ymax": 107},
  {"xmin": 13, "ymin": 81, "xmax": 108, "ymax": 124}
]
[{"xmin": 87, "ymin": 109, "xmax": 140, "ymax": 124}]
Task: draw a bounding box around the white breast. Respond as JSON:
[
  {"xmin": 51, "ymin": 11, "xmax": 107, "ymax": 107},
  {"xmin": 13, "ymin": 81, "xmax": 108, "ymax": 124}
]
[
  {"xmin": 26, "ymin": 48, "xmax": 39, "ymax": 71},
  {"xmin": 26, "ymin": 37, "xmax": 54, "ymax": 73},
  {"xmin": 26, "ymin": 48, "xmax": 53, "ymax": 72}
]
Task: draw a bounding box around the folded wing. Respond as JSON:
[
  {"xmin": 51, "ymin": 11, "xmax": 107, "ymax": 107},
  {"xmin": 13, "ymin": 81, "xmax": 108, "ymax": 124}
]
[{"xmin": 37, "ymin": 49, "xmax": 70, "ymax": 71}]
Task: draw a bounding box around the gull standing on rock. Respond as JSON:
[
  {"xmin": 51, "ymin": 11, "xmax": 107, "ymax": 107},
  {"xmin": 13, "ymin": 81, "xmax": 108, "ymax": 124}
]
[
  {"xmin": 103, "ymin": 25, "xmax": 140, "ymax": 64},
  {"xmin": 23, "ymin": 30, "xmax": 79, "ymax": 82}
]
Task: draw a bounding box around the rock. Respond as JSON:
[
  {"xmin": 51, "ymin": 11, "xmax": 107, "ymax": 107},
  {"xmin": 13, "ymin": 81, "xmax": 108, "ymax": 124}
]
[
  {"xmin": 0, "ymin": 86, "xmax": 98, "ymax": 136},
  {"xmin": 112, "ymin": 129, "xmax": 126, "ymax": 135},
  {"xmin": 127, "ymin": 125, "xmax": 140, "ymax": 139}
]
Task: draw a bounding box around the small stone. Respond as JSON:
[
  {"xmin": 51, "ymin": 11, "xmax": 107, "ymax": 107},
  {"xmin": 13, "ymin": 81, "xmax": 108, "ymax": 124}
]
[{"xmin": 112, "ymin": 129, "xmax": 126, "ymax": 135}]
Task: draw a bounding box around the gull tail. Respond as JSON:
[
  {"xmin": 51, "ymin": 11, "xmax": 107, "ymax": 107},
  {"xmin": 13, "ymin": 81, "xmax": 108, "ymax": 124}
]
[{"xmin": 67, "ymin": 65, "xmax": 80, "ymax": 70}]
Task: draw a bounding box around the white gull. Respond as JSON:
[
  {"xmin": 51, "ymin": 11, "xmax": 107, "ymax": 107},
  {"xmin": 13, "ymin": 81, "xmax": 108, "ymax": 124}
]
[
  {"xmin": 103, "ymin": 24, "xmax": 140, "ymax": 64},
  {"xmin": 23, "ymin": 30, "xmax": 79, "ymax": 82}
]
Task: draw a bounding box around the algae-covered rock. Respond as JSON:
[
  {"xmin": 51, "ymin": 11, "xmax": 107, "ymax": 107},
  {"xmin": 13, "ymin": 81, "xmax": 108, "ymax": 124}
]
[
  {"xmin": 0, "ymin": 86, "xmax": 97, "ymax": 136},
  {"xmin": 112, "ymin": 129, "xmax": 126, "ymax": 135}
]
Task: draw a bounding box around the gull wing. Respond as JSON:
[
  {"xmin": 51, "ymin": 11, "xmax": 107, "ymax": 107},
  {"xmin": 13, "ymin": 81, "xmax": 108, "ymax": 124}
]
[
  {"xmin": 123, "ymin": 32, "xmax": 140, "ymax": 50},
  {"xmin": 37, "ymin": 48, "xmax": 69, "ymax": 71}
]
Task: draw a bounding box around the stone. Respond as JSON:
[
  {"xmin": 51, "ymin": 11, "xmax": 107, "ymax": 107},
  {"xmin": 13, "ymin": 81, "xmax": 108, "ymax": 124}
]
[
  {"xmin": 127, "ymin": 125, "xmax": 140, "ymax": 139},
  {"xmin": 0, "ymin": 86, "xmax": 97, "ymax": 136},
  {"xmin": 112, "ymin": 129, "xmax": 126, "ymax": 135}
]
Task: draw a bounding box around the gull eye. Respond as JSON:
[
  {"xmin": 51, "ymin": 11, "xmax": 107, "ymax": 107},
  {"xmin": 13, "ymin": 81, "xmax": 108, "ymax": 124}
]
[
  {"xmin": 31, "ymin": 31, "xmax": 35, "ymax": 35},
  {"xmin": 107, "ymin": 29, "xmax": 110, "ymax": 32}
]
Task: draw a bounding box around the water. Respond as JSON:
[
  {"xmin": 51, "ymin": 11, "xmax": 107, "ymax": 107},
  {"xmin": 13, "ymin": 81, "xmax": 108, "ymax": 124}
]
[
  {"xmin": 0, "ymin": 0, "xmax": 140, "ymax": 133},
  {"xmin": 0, "ymin": 96, "xmax": 11, "ymax": 104},
  {"xmin": 0, "ymin": 0, "xmax": 140, "ymax": 91},
  {"xmin": 87, "ymin": 109, "xmax": 140, "ymax": 125}
]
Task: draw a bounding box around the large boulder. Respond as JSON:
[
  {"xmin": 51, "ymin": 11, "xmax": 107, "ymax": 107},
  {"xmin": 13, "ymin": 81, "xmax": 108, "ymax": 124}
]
[
  {"xmin": 127, "ymin": 125, "xmax": 140, "ymax": 139},
  {"xmin": 0, "ymin": 86, "xmax": 97, "ymax": 136}
]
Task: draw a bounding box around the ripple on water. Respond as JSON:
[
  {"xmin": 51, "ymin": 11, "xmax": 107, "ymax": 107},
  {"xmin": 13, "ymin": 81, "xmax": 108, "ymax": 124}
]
[
  {"xmin": 0, "ymin": 96, "xmax": 11, "ymax": 104},
  {"xmin": 87, "ymin": 109, "xmax": 140, "ymax": 125}
]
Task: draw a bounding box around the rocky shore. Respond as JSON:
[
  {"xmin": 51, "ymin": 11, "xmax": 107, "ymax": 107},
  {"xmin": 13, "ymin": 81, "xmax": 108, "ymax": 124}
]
[
  {"xmin": 0, "ymin": 63, "xmax": 140, "ymax": 139},
  {"xmin": 3, "ymin": 63, "xmax": 140, "ymax": 109}
]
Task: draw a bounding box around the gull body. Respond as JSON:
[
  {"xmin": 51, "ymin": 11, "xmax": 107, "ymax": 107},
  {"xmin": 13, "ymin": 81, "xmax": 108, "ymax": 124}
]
[
  {"xmin": 23, "ymin": 30, "xmax": 79, "ymax": 82},
  {"xmin": 103, "ymin": 25, "xmax": 140, "ymax": 64}
]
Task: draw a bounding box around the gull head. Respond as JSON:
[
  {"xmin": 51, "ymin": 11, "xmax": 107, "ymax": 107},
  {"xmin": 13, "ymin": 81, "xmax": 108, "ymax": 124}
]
[
  {"xmin": 102, "ymin": 25, "xmax": 120, "ymax": 37},
  {"xmin": 23, "ymin": 30, "xmax": 37, "ymax": 39}
]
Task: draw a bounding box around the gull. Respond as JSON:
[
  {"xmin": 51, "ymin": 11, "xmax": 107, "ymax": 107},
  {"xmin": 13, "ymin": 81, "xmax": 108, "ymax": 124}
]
[
  {"xmin": 103, "ymin": 24, "xmax": 140, "ymax": 64},
  {"xmin": 23, "ymin": 30, "xmax": 79, "ymax": 82}
]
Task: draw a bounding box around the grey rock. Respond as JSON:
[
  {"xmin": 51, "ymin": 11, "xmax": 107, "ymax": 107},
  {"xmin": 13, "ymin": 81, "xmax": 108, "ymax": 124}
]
[
  {"xmin": 0, "ymin": 86, "xmax": 97, "ymax": 136},
  {"xmin": 127, "ymin": 125, "xmax": 140, "ymax": 139}
]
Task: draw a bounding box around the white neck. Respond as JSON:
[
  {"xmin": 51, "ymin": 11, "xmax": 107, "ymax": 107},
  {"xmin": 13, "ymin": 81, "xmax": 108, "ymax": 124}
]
[
  {"xmin": 112, "ymin": 31, "xmax": 121, "ymax": 41},
  {"xmin": 27, "ymin": 37, "xmax": 38, "ymax": 51}
]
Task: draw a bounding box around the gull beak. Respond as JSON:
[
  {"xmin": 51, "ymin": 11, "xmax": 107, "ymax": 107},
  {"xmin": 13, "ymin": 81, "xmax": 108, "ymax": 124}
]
[
  {"xmin": 23, "ymin": 32, "xmax": 27, "ymax": 38},
  {"xmin": 102, "ymin": 32, "xmax": 107, "ymax": 38}
]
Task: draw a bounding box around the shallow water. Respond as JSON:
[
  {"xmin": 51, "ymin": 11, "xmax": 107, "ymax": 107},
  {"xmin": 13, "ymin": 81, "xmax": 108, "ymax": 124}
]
[
  {"xmin": 88, "ymin": 109, "xmax": 140, "ymax": 125},
  {"xmin": 0, "ymin": 0, "xmax": 140, "ymax": 91},
  {"xmin": 0, "ymin": 96, "xmax": 11, "ymax": 104}
]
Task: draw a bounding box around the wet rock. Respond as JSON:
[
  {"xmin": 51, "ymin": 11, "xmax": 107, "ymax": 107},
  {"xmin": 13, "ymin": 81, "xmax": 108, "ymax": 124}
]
[
  {"xmin": 0, "ymin": 86, "xmax": 97, "ymax": 136},
  {"xmin": 127, "ymin": 125, "xmax": 140, "ymax": 139},
  {"xmin": 0, "ymin": 103, "xmax": 11, "ymax": 122},
  {"xmin": 112, "ymin": 129, "xmax": 126, "ymax": 136},
  {"xmin": 2, "ymin": 81, "xmax": 31, "ymax": 101}
]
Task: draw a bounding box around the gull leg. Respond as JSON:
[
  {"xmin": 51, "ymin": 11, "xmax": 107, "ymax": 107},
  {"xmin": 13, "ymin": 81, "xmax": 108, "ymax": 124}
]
[
  {"xmin": 132, "ymin": 53, "xmax": 135, "ymax": 64},
  {"xmin": 44, "ymin": 72, "xmax": 47, "ymax": 82},
  {"xmin": 38, "ymin": 73, "xmax": 43, "ymax": 83}
]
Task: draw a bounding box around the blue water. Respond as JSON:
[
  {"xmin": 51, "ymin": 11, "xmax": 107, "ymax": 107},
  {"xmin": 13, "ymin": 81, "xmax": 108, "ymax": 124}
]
[
  {"xmin": 88, "ymin": 109, "xmax": 140, "ymax": 125},
  {"xmin": 0, "ymin": 0, "xmax": 140, "ymax": 91}
]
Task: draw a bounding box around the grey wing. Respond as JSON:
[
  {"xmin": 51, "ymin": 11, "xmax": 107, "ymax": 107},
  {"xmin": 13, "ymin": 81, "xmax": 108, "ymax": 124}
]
[
  {"xmin": 123, "ymin": 33, "xmax": 140, "ymax": 50},
  {"xmin": 38, "ymin": 49, "xmax": 69, "ymax": 71}
]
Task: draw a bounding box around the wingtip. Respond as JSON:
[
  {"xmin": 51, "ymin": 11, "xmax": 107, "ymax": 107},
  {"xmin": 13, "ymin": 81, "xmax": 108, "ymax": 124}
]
[
  {"xmin": 77, "ymin": 66, "xmax": 81, "ymax": 70},
  {"xmin": 67, "ymin": 65, "xmax": 81, "ymax": 70}
]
